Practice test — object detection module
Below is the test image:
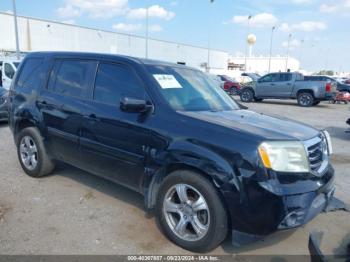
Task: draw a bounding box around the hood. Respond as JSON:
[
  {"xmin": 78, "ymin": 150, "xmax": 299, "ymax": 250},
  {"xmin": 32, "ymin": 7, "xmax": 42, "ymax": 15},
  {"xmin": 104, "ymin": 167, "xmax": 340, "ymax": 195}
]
[{"xmin": 181, "ymin": 110, "xmax": 319, "ymax": 141}]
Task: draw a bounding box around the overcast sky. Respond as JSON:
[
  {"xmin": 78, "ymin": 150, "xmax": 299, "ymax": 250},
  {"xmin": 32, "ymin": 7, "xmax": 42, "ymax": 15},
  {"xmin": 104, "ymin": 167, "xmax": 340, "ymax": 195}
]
[{"xmin": 1, "ymin": 0, "xmax": 349, "ymax": 72}]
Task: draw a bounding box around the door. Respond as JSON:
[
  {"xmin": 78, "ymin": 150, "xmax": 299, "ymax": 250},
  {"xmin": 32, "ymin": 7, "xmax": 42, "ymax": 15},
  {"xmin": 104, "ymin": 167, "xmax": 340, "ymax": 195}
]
[
  {"xmin": 2, "ymin": 62, "xmax": 16, "ymax": 90},
  {"xmin": 79, "ymin": 62, "xmax": 151, "ymax": 192},
  {"xmin": 275, "ymin": 73, "xmax": 294, "ymax": 97},
  {"xmin": 38, "ymin": 58, "xmax": 96, "ymax": 165},
  {"xmin": 256, "ymin": 73, "xmax": 280, "ymax": 97}
]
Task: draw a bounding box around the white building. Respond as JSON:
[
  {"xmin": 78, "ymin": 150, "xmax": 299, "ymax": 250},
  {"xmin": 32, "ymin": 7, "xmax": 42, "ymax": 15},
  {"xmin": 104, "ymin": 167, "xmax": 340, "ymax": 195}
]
[
  {"xmin": 0, "ymin": 12, "xmax": 228, "ymax": 71},
  {"xmin": 222, "ymin": 55, "xmax": 301, "ymax": 81}
]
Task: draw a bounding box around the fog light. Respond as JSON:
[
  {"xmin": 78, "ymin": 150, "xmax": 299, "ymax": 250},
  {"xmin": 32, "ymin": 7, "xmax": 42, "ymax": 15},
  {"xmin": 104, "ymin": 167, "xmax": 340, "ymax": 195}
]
[{"xmin": 278, "ymin": 211, "xmax": 305, "ymax": 229}]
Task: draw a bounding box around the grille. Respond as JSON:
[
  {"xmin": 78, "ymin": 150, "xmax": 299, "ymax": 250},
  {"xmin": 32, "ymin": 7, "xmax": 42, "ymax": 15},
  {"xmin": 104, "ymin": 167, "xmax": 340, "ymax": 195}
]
[{"xmin": 306, "ymin": 136, "xmax": 328, "ymax": 174}]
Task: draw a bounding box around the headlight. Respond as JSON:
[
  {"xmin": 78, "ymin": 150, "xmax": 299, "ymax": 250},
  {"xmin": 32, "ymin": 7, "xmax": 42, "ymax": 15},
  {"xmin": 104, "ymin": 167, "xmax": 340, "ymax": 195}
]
[
  {"xmin": 258, "ymin": 141, "xmax": 309, "ymax": 173},
  {"xmin": 321, "ymin": 130, "xmax": 333, "ymax": 155}
]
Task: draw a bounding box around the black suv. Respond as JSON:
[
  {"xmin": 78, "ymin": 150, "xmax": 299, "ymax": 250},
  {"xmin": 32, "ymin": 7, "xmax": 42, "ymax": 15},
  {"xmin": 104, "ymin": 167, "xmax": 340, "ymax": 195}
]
[{"xmin": 9, "ymin": 52, "xmax": 335, "ymax": 252}]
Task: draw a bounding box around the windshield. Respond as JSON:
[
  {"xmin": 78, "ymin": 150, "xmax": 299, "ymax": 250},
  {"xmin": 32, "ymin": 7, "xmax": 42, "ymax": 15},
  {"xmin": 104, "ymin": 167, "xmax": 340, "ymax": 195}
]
[{"xmin": 147, "ymin": 65, "xmax": 240, "ymax": 112}]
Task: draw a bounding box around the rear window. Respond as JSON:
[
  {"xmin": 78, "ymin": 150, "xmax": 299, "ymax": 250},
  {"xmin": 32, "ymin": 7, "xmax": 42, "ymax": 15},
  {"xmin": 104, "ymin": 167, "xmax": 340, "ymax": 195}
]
[
  {"xmin": 48, "ymin": 59, "xmax": 96, "ymax": 98},
  {"xmin": 16, "ymin": 58, "xmax": 45, "ymax": 89}
]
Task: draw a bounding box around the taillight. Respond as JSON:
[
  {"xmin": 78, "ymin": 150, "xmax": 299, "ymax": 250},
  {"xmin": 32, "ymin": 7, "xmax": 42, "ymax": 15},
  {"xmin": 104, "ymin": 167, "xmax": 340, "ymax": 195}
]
[{"xmin": 326, "ymin": 83, "xmax": 331, "ymax": 92}]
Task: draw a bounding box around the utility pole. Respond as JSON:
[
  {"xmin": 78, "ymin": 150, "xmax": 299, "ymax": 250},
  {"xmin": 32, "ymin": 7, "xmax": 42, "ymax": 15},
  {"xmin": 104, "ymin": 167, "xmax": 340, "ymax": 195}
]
[
  {"xmin": 244, "ymin": 15, "xmax": 252, "ymax": 72},
  {"xmin": 285, "ymin": 33, "xmax": 292, "ymax": 72},
  {"xmin": 298, "ymin": 39, "xmax": 304, "ymax": 70},
  {"xmin": 207, "ymin": 0, "xmax": 214, "ymax": 73},
  {"xmin": 12, "ymin": 0, "xmax": 20, "ymax": 59},
  {"xmin": 145, "ymin": 7, "xmax": 149, "ymax": 59},
  {"xmin": 268, "ymin": 26, "xmax": 276, "ymax": 73}
]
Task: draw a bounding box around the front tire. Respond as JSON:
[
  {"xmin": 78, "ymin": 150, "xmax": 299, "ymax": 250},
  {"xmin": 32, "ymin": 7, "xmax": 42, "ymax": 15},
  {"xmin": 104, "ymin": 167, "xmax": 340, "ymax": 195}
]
[
  {"xmin": 16, "ymin": 127, "xmax": 55, "ymax": 177},
  {"xmin": 297, "ymin": 92, "xmax": 314, "ymax": 107},
  {"xmin": 156, "ymin": 170, "xmax": 228, "ymax": 252},
  {"xmin": 229, "ymin": 87, "xmax": 239, "ymax": 96},
  {"xmin": 240, "ymin": 89, "xmax": 254, "ymax": 102}
]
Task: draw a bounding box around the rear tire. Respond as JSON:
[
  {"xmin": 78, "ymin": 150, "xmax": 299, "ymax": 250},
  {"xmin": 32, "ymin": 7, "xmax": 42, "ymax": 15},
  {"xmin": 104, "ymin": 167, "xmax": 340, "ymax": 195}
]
[
  {"xmin": 156, "ymin": 170, "xmax": 228, "ymax": 252},
  {"xmin": 16, "ymin": 127, "xmax": 55, "ymax": 177},
  {"xmin": 240, "ymin": 89, "xmax": 254, "ymax": 102},
  {"xmin": 297, "ymin": 92, "xmax": 314, "ymax": 107}
]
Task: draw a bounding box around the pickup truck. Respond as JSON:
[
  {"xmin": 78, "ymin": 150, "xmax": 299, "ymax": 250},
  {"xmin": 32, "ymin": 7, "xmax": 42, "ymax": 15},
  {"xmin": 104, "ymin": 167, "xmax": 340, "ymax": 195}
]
[
  {"xmin": 240, "ymin": 72, "xmax": 337, "ymax": 107},
  {"xmin": 304, "ymin": 75, "xmax": 350, "ymax": 93}
]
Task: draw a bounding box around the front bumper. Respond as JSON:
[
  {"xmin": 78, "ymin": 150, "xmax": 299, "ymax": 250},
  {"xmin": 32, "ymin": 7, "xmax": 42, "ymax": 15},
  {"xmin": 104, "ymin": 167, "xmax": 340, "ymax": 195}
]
[{"xmin": 223, "ymin": 166, "xmax": 335, "ymax": 244}]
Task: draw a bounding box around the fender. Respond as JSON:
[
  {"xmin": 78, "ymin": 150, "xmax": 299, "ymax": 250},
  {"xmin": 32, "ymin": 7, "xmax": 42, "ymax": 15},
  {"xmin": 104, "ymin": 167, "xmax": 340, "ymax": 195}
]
[
  {"xmin": 143, "ymin": 139, "xmax": 252, "ymax": 210},
  {"xmin": 12, "ymin": 100, "xmax": 46, "ymax": 142}
]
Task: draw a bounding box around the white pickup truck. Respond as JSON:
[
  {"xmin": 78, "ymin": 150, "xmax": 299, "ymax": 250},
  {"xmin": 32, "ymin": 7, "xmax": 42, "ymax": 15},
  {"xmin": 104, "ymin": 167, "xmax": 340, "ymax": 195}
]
[{"xmin": 0, "ymin": 58, "xmax": 21, "ymax": 90}]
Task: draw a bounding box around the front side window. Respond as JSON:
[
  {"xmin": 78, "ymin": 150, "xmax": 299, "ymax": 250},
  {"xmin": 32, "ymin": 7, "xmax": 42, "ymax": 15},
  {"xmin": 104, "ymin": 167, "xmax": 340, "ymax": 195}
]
[
  {"xmin": 260, "ymin": 74, "xmax": 277, "ymax": 82},
  {"xmin": 48, "ymin": 59, "xmax": 95, "ymax": 98},
  {"xmin": 4, "ymin": 63, "xmax": 15, "ymax": 79},
  {"xmin": 93, "ymin": 63, "xmax": 145, "ymax": 105},
  {"xmin": 146, "ymin": 65, "xmax": 239, "ymax": 112}
]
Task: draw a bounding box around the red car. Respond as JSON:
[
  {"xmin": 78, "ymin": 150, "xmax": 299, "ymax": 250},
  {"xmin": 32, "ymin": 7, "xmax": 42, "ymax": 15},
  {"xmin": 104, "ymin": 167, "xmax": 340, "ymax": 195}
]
[{"xmin": 218, "ymin": 75, "xmax": 241, "ymax": 95}]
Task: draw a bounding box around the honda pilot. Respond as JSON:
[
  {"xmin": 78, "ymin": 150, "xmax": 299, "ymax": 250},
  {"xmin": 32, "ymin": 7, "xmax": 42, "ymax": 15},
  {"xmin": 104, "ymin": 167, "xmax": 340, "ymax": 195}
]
[{"xmin": 8, "ymin": 52, "xmax": 335, "ymax": 252}]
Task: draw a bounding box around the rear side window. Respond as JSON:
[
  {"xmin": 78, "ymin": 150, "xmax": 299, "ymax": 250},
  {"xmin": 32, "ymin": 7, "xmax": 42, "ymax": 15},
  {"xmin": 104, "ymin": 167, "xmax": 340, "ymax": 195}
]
[
  {"xmin": 48, "ymin": 59, "xmax": 95, "ymax": 98},
  {"xmin": 93, "ymin": 63, "xmax": 144, "ymax": 105},
  {"xmin": 280, "ymin": 73, "xmax": 292, "ymax": 82},
  {"xmin": 16, "ymin": 58, "xmax": 45, "ymax": 89}
]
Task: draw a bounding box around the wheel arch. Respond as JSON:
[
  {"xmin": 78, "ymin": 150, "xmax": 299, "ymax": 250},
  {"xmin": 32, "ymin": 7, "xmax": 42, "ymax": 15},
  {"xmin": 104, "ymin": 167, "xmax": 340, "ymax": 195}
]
[
  {"xmin": 296, "ymin": 89, "xmax": 315, "ymax": 97},
  {"xmin": 145, "ymin": 163, "xmax": 234, "ymax": 229}
]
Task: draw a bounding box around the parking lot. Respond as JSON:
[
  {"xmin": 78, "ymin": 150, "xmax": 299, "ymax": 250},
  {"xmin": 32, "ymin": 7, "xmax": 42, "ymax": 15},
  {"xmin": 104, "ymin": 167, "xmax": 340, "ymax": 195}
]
[{"xmin": 0, "ymin": 99, "xmax": 349, "ymax": 256}]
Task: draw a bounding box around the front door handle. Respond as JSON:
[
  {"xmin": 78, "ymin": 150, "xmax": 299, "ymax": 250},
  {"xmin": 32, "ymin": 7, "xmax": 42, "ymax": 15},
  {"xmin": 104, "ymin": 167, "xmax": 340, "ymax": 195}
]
[{"xmin": 84, "ymin": 114, "xmax": 100, "ymax": 122}]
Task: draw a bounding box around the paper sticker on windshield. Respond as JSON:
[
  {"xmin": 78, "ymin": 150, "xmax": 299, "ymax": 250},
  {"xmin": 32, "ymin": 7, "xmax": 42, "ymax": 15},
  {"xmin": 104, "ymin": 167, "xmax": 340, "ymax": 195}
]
[{"xmin": 153, "ymin": 74, "xmax": 182, "ymax": 89}]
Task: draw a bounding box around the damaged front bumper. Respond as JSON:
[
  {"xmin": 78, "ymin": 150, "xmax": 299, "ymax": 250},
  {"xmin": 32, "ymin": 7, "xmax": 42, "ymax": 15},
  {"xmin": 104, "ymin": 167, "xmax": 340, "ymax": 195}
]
[{"xmin": 223, "ymin": 167, "xmax": 336, "ymax": 247}]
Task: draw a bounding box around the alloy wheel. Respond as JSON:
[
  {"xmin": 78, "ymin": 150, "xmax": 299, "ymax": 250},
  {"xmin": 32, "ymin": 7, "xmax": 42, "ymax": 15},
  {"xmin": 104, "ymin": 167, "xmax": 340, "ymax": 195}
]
[
  {"xmin": 19, "ymin": 136, "xmax": 38, "ymax": 171},
  {"xmin": 163, "ymin": 184, "xmax": 210, "ymax": 242},
  {"xmin": 300, "ymin": 94, "xmax": 312, "ymax": 106}
]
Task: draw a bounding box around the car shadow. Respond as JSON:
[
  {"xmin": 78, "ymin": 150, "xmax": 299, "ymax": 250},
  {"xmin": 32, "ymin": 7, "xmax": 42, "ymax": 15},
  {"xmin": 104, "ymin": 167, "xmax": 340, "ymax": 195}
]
[
  {"xmin": 325, "ymin": 126, "xmax": 350, "ymax": 141},
  {"xmin": 53, "ymin": 162, "xmax": 146, "ymax": 212},
  {"xmin": 0, "ymin": 122, "xmax": 8, "ymax": 128},
  {"xmin": 244, "ymin": 100, "xmax": 333, "ymax": 108},
  {"xmin": 220, "ymin": 229, "xmax": 296, "ymax": 254},
  {"xmin": 332, "ymin": 232, "xmax": 350, "ymax": 257}
]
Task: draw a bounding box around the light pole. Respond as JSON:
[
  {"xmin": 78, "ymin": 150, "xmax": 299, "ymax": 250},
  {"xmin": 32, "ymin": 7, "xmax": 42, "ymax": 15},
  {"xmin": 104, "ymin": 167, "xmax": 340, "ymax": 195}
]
[
  {"xmin": 285, "ymin": 33, "xmax": 292, "ymax": 72},
  {"xmin": 268, "ymin": 26, "xmax": 276, "ymax": 73},
  {"xmin": 244, "ymin": 15, "xmax": 252, "ymax": 72},
  {"xmin": 298, "ymin": 39, "xmax": 304, "ymax": 70},
  {"xmin": 207, "ymin": 0, "xmax": 214, "ymax": 73},
  {"xmin": 12, "ymin": 0, "xmax": 20, "ymax": 59},
  {"xmin": 145, "ymin": 7, "xmax": 149, "ymax": 59}
]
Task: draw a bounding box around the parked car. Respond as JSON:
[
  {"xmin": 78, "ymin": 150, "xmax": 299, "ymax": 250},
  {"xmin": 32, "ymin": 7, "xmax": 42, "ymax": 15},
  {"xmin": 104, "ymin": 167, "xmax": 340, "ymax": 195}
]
[
  {"xmin": 206, "ymin": 73, "xmax": 224, "ymax": 89},
  {"xmin": 304, "ymin": 75, "xmax": 350, "ymax": 93},
  {"xmin": 240, "ymin": 72, "xmax": 337, "ymax": 107},
  {"xmin": 9, "ymin": 52, "xmax": 335, "ymax": 252},
  {"xmin": 218, "ymin": 75, "xmax": 241, "ymax": 95},
  {"xmin": 0, "ymin": 58, "xmax": 21, "ymax": 90},
  {"xmin": 0, "ymin": 86, "xmax": 9, "ymax": 122}
]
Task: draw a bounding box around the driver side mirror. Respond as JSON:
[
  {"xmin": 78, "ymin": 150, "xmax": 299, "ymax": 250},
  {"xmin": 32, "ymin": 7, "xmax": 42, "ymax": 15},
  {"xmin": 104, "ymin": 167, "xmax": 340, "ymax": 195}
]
[{"xmin": 120, "ymin": 97, "xmax": 153, "ymax": 113}]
